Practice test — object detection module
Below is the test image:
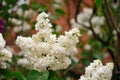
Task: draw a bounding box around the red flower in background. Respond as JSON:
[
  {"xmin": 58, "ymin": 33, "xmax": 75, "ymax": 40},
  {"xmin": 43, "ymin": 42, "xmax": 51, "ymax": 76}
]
[{"xmin": 0, "ymin": 19, "xmax": 5, "ymax": 33}]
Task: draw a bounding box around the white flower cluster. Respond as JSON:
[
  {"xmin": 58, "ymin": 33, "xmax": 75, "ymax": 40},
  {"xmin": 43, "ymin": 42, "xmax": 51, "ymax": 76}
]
[
  {"xmin": 0, "ymin": 33, "xmax": 13, "ymax": 68},
  {"xmin": 71, "ymin": 8, "xmax": 105, "ymax": 35},
  {"xmin": 16, "ymin": 12, "xmax": 80, "ymax": 71},
  {"xmin": 9, "ymin": 8, "xmax": 34, "ymax": 33},
  {"xmin": 17, "ymin": 58, "xmax": 31, "ymax": 69},
  {"xmin": 83, "ymin": 44, "xmax": 92, "ymax": 51},
  {"xmin": 17, "ymin": 8, "xmax": 34, "ymax": 19},
  {"xmin": 79, "ymin": 59, "xmax": 114, "ymax": 80}
]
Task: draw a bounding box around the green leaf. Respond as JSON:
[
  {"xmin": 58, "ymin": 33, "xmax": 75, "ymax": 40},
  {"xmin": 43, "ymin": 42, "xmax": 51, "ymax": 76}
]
[
  {"xmin": 31, "ymin": 2, "xmax": 48, "ymax": 11},
  {"xmin": 90, "ymin": 40, "xmax": 102, "ymax": 50},
  {"xmin": 80, "ymin": 29, "xmax": 87, "ymax": 34},
  {"xmin": 93, "ymin": 52, "xmax": 103, "ymax": 60},
  {"xmin": 95, "ymin": 0, "xmax": 103, "ymax": 7},
  {"xmin": 55, "ymin": 9, "xmax": 65, "ymax": 15},
  {"xmin": 39, "ymin": 4, "xmax": 48, "ymax": 12},
  {"xmin": 0, "ymin": 0, "xmax": 3, "ymax": 3},
  {"xmin": 48, "ymin": 70, "xmax": 58, "ymax": 80},
  {"xmin": 20, "ymin": 4, "xmax": 29, "ymax": 11},
  {"xmin": 81, "ymin": 58, "xmax": 92, "ymax": 66},
  {"xmin": 81, "ymin": 51, "xmax": 91, "ymax": 58},
  {"xmin": 27, "ymin": 70, "xmax": 49, "ymax": 80},
  {"xmin": 11, "ymin": 72, "xmax": 26, "ymax": 80},
  {"xmin": 31, "ymin": 2, "xmax": 40, "ymax": 10},
  {"xmin": 0, "ymin": 69, "xmax": 11, "ymax": 78},
  {"xmin": 48, "ymin": 71, "xmax": 63, "ymax": 80},
  {"xmin": 5, "ymin": 0, "xmax": 16, "ymax": 5},
  {"xmin": 27, "ymin": 70, "xmax": 40, "ymax": 80},
  {"xmin": 38, "ymin": 70, "xmax": 49, "ymax": 80},
  {"xmin": 0, "ymin": 69, "xmax": 26, "ymax": 80}
]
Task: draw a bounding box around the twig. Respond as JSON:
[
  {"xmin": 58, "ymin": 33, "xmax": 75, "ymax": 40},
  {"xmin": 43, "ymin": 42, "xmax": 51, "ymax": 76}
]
[
  {"xmin": 88, "ymin": 5, "xmax": 108, "ymax": 45},
  {"xmin": 104, "ymin": 0, "xmax": 119, "ymax": 33},
  {"xmin": 104, "ymin": 0, "xmax": 120, "ymax": 71},
  {"xmin": 74, "ymin": 0, "xmax": 90, "ymax": 29},
  {"xmin": 75, "ymin": 0, "xmax": 82, "ymax": 23},
  {"xmin": 102, "ymin": 4, "xmax": 112, "ymax": 44},
  {"xmin": 102, "ymin": 3, "xmax": 119, "ymax": 72},
  {"xmin": 75, "ymin": 2, "xmax": 107, "ymax": 45},
  {"xmin": 77, "ymin": 22, "xmax": 90, "ymax": 29}
]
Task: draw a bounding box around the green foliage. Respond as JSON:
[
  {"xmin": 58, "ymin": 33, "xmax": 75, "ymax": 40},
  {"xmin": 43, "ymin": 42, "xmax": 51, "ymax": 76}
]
[
  {"xmin": 20, "ymin": 4, "xmax": 29, "ymax": 11},
  {"xmin": 38, "ymin": 4, "xmax": 48, "ymax": 12},
  {"xmin": 38, "ymin": 70, "xmax": 49, "ymax": 80},
  {"xmin": 81, "ymin": 51, "xmax": 91, "ymax": 58},
  {"xmin": 27, "ymin": 70, "xmax": 49, "ymax": 80},
  {"xmin": 31, "ymin": 2, "xmax": 41, "ymax": 10},
  {"xmin": 0, "ymin": 69, "xmax": 64, "ymax": 80},
  {"xmin": 81, "ymin": 58, "xmax": 93, "ymax": 66},
  {"xmin": 0, "ymin": 69, "xmax": 26, "ymax": 80},
  {"xmin": 95, "ymin": 0, "xmax": 103, "ymax": 7},
  {"xmin": 90, "ymin": 40, "xmax": 102, "ymax": 50},
  {"xmin": 4, "ymin": 0, "xmax": 16, "ymax": 5},
  {"xmin": 93, "ymin": 52, "xmax": 103, "ymax": 60},
  {"xmin": 48, "ymin": 71, "xmax": 63, "ymax": 80},
  {"xmin": 55, "ymin": 8, "xmax": 65, "ymax": 15},
  {"xmin": 11, "ymin": 72, "xmax": 26, "ymax": 80},
  {"xmin": 31, "ymin": 2, "xmax": 48, "ymax": 11}
]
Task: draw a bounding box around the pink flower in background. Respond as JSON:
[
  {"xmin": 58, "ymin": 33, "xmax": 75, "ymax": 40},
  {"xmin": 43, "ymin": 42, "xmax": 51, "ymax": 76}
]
[{"xmin": 0, "ymin": 19, "xmax": 5, "ymax": 33}]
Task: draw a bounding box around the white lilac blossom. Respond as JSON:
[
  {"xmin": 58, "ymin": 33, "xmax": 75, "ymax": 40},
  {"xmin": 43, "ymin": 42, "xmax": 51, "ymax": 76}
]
[
  {"xmin": 2, "ymin": 0, "xmax": 7, "ymax": 6},
  {"xmin": 9, "ymin": 8, "xmax": 34, "ymax": 33},
  {"xmin": 79, "ymin": 59, "xmax": 114, "ymax": 80},
  {"xmin": 13, "ymin": 26, "xmax": 22, "ymax": 33},
  {"xmin": 0, "ymin": 34, "xmax": 6, "ymax": 50},
  {"xmin": 0, "ymin": 33, "xmax": 13, "ymax": 68},
  {"xmin": 24, "ymin": 9, "xmax": 34, "ymax": 19},
  {"xmin": 71, "ymin": 8, "xmax": 105, "ymax": 35},
  {"xmin": 16, "ymin": 8, "xmax": 34, "ymax": 18},
  {"xmin": 17, "ymin": 0, "xmax": 29, "ymax": 6},
  {"xmin": 17, "ymin": 8, "xmax": 24, "ymax": 17},
  {"xmin": 55, "ymin": 25, "xmax": 62, "ymax": 32},
  {"xmin": 9, "ymin": 18, "xmax": 22, "ymax": 25},
  {"xmin": 16, "ymin": 12, "xmax": 80, "ymax": 71},
  {"xmin": 13, "ymin": 22, "xmax": 31, "ymax": 33},
  {"xmin": 9, "ymin": 18, "xmax": 32, "ymax": 33},
  {"xmin": 83, "ymin": 44, "xmax": 92, "ymax": 51},
  {"xmin": 22, "ymin": 22, "xmax": 31, "ymax": 31},
  {"xmin": 17, "ymin": 58, "xmax": 31, "ymax": 69}
]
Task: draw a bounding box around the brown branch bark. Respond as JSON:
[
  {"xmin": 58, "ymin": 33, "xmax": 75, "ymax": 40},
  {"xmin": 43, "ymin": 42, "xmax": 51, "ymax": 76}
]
[
  {"xmin": 104, "ymin": 0, "xmax": 119, "ymax": 33},
  {"xmin": 75, "ymin": 0, "xmax": 82, "ymax": 23},
  {"xmin": 102, "ymin": 3, "xmax": 119, "ymax": 75},
  {"xmin": 88, "ymin": 5, "xmax": 108, "ymax": 45},
  {"xmin": 102, "ymin": 4, "xmax": 112, "ymax": 44},
  {"xmin": 74, "ymin": 0, "xmax": 120, "ymax": 79},
  {"xmin": 65, "ymin": 0, "xmax": 71, "ymax": 29},
  {"xmin": 104, "ymin": 0, "xmax": 120, "ymax": 71}
]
